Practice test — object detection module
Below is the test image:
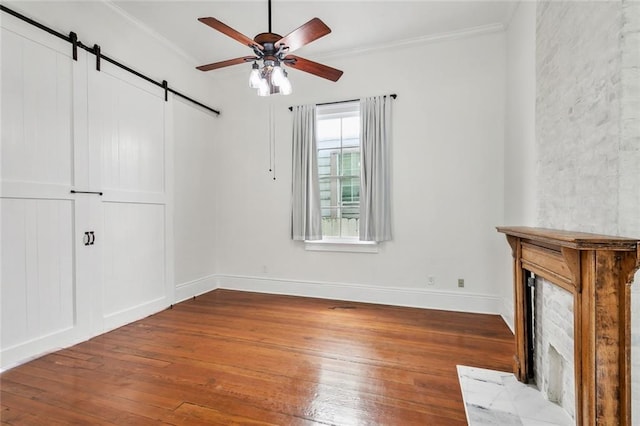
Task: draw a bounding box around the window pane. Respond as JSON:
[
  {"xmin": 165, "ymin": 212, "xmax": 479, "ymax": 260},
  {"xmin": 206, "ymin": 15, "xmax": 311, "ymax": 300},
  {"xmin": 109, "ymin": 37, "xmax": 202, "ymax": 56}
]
[
  {"xmin": 342, "ymin": 116, "xmax": 360, "ymax": 147},
  {"xmin": 318, "ymin": 149, "xmax": 340, "ymax": 178},
  {"xmin": 341, "ymin": 151, "xmax": 360, "ymax": 176},
  {"xmin": 316, "ymin": 103, "xmax": 361, "ymax": 239},
  {"xmin": 341, "ymin": 177, "xmax": 360, "ymax": 205},
  {"xmin": 321, "ymin": 207, "xmax": 341, "ymax": 237},
  {"xmin": 319, "ymin": 176, "xmax": 337, "ymax": 214},
  {"xmin": 317, "ymin": 138, "xmax": 340, "ymax": 150},
  {"xmin": 317, "ymin": 118, "xmax": 340, "ymax": 146},
  {"xmin": 340, "ymin": 218, "xmax": 359, "ymax": 238}
]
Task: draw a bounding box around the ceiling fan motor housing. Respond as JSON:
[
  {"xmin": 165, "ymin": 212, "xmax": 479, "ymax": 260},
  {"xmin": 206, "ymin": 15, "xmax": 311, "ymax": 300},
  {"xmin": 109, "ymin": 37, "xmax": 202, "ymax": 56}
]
[
  {"xmin": 254, "ymin": 32, "xmax": 282, "ymax": 45},
  {"xmin": 253, "ymin": 33, "xmax": 289, "ymax": 63}
]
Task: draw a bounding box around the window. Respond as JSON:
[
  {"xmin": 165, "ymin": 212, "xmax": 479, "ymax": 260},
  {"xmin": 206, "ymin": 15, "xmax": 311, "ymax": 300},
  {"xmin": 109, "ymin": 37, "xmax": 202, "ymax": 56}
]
[
  {"xmin": 316, "ymin": 102, "xmax": 361, "ymax": 239},
  {"xmin": 293, "ymin": 95, "xmax": 391, "ymax": 250}
]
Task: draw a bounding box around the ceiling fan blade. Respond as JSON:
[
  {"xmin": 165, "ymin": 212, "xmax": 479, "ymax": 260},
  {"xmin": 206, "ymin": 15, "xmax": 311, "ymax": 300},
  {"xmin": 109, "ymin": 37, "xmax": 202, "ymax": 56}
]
[
  {"xmin": 198, "ymin": 17, "xmax": 263, "ymax": 50},
  {"xmin": 197, "ymin": 56, "xmax": 257, "ymax": 72},
  {"xmin": 284, "ymin": 55, "xmax": 343, "ymax": 82},
  {"xmin": 276, "ymin": 18, "xmax": 331, "ymax": 53}
]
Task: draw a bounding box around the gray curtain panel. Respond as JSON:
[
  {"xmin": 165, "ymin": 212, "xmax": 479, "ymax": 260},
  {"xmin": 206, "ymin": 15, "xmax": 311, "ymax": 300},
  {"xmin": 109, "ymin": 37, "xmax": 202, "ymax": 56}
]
[
  {"xmin": 360, "ymin": 95, "xmax": 393, "ymax": 242},
  {"xmin": 291, "ymin": 104, "xmax": 323, "ymax": 241}
]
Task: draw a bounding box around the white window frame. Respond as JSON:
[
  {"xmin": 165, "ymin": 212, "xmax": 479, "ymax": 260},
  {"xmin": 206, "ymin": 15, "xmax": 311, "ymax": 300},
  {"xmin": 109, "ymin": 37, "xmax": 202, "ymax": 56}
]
[
  {"xmin": 304, "ymin": 238, "xmax": 378, "ymax": 253},
  {"xmin": 305, "ymin": 101, "xmax": 377, "ymax": 252}
]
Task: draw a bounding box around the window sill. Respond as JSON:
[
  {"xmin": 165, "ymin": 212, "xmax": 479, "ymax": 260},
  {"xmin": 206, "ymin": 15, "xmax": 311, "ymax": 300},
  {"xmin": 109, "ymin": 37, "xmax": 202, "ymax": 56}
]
[{"xmin": 304, "ymin": 239, "xmax": 378, "ymax": 253}]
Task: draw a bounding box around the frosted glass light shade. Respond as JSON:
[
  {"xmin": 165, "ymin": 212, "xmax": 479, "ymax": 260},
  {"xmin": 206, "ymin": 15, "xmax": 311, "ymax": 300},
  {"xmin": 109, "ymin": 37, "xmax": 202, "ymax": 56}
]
[
  {"xmin": 271, "ymin": 65, "xmax": 286, "ymax": 87},
  {"xmin": 249, "ymin": 67, "xmax": 261, "ymax": 89},
  {"xmin": 279, "ymin": 74, "xmax": 292, "ymax": 95},
  {"xmin": 257, "ymin": 78, "xmax": 270, "ymax": 96}
]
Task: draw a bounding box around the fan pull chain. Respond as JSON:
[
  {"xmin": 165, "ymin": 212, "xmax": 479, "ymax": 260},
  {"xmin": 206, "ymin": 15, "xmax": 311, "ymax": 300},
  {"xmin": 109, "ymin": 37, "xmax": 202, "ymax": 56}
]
[
  {"xmin": 268, "ymin": 103, "xmax": 272, "ymax": 173},
  {"xmin": 268, "ymin": 103, "xmax": 276, "ymax": 181}
]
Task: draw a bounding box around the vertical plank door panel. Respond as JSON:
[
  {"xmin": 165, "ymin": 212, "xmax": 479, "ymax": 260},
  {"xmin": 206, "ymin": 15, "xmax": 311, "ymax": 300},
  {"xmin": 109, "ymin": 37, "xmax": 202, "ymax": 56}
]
[{"xmin": 88, "ymin": 62, "xmax": 170, "ymax": 332}]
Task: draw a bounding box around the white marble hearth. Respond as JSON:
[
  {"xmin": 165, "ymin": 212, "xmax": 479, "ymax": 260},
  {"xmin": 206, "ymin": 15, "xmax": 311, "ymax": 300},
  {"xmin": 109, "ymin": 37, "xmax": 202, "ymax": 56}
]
[{"xmin": 457, "ymin": 365, "xmax": 573, "ymax": 426}]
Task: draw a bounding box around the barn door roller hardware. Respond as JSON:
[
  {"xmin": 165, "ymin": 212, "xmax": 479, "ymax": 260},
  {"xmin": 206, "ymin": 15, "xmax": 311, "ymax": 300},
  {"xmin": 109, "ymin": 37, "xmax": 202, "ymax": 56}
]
[{"xmin": 0, "ymin": 4, "xmax": 221, "ymax": 116}]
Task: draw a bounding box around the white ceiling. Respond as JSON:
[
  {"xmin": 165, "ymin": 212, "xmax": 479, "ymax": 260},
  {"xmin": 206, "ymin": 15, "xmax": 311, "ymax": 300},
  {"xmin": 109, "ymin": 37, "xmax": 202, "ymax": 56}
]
[{"xmin": 110, "ymin": 1, "xmax": 516, "ymax": 69}]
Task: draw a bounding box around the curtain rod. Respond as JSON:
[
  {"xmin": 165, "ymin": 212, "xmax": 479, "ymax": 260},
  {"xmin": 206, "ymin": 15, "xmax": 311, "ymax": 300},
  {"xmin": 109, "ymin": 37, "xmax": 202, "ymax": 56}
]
[
  {"xmin": 288, "ymin": 94, "xmax": 397, "ymax": 111},
  {"xmin": 0, "ymin": 4, "xmax": 221, "ymax": 116}
]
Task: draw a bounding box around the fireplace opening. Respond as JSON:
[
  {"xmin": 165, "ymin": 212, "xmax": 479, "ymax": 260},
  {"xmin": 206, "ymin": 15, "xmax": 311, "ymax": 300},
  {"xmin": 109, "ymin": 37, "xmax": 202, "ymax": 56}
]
[
  {"xmin": 531, "ymin": 276, "xmax": 576, "ymax": 420},
  {"xmin": 525, "ymin": 270, "xmax": 536, "ymax": 381}
]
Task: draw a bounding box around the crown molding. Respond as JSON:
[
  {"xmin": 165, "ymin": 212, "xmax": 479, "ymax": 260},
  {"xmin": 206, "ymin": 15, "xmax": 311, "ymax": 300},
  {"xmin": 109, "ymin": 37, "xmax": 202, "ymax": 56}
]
[
  {"xmin": 322, "ymin": 22, "xmax": 506, "ymax": 62},
  {"xmin": 503, "ymin": 1, "xmax": 522, "ymax": 30}
]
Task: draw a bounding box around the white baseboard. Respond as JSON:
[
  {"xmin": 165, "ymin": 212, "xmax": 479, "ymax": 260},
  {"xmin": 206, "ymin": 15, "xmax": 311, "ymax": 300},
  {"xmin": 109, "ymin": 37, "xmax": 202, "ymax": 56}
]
[
  {"xmin": 500, "ymin": 296, "xmax": 515, "ymax": 333},
  {"xmin": 0, "ymin": 326, "xmax": 91, "ymax": 372},
  {"xmin": 102, "ymin": 296, "xmax": 170, "ymax": 333},
  {"xmin": 2, "ymin": 297, "xmax": 171, "ymax": 372},
  {"xmin": 174, "ymin": 274, "xmax": 218, "ymax": 303},
  {"xmin": 217, "ymin": 274, "xmax": 503, "ymax": 315}
]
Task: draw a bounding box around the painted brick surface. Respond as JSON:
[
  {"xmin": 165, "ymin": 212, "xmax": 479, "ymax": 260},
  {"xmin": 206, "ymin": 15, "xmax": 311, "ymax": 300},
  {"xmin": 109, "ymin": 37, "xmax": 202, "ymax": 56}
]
[
  {"xmin": 536, "ymin": 0, "xmax": 640, "ymax": 420},
  {"xmin": 620, "ymin": 0, "xmax": 640, "ymax": 237},
  {"xmin": 621, "ymin": 2, "xmax": 640, "ymax": 422},
  {"xmin": 536, "ymin": 1, "xmax": 622, "ymax": 235}
]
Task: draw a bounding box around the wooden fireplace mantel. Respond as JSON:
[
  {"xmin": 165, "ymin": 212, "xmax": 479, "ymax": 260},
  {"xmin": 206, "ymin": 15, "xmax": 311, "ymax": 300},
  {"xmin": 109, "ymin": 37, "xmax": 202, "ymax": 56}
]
[{"xmin": 497, "ymin": 227, "xmax": 640, "ymax": 425}]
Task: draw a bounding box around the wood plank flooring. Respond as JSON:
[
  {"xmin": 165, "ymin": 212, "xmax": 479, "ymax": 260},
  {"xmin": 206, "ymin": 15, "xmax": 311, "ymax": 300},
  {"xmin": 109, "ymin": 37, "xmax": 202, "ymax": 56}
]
[{"xmin": 1, "ymin": 290, "xmax": 514, "ymax": 425}]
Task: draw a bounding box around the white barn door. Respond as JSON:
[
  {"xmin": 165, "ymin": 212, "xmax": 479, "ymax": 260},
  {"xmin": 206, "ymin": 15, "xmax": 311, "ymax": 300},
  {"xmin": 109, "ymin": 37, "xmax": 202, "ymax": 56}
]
[
  {"xmin": 87, "ymin": 62, "xmax": 173, "ymax": 333},
  {"xmin": 1, "ymin": 23, "xmax": 85, "ymax": 367}
]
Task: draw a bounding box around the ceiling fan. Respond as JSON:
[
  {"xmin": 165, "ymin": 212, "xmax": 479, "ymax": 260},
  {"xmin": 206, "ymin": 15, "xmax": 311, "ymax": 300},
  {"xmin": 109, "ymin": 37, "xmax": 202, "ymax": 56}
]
[{"xmin": 196, "ymin": 0, "xmax": 343, "ymax": 96}]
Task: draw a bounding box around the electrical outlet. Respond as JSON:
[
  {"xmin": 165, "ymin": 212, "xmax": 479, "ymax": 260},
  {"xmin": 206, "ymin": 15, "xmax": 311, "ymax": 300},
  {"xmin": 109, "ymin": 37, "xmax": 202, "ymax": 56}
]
[
  {"xmin": 427, "ymin": 276, "xmax": 435, "ymax": 286},
  {"xmin": 458, "ymin": 278, "xmax": 465, "ymax": 288}
]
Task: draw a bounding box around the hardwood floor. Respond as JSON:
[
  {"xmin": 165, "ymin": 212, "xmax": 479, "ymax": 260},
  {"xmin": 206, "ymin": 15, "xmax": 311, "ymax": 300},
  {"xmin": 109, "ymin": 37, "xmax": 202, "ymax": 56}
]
[{"xmin": 1, "ymin": 290, "xmax": 514, "ymax": 425}]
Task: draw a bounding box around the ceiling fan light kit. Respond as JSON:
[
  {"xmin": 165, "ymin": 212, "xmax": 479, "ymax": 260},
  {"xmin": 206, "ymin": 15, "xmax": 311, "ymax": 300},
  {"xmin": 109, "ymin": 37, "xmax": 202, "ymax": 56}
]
[
  {"xmin": 251, "ymin": 60, "xmax": 292, "ymax": 96},
  {"xmin": 196, "ymin": 0, "xmax": 342, "ymax": 97}
]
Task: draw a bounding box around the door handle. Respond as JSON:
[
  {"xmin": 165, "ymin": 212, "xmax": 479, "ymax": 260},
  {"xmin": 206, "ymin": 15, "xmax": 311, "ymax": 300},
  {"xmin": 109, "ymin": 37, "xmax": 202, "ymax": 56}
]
[
  {"xmin": 71, "ymin": 190, "xmax": 103, "ymax": 196},
  {"xmin": 84, "ymin": 231, "xmax": 95, "ymax": 246}
]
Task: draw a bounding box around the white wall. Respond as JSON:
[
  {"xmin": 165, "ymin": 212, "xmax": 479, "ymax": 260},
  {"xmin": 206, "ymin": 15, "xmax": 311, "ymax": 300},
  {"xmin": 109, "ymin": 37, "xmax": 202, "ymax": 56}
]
[
  {"xmin": 173, "ymin": 98, "xmax": 219, "ymax": 301},
  {"xmin": 505, "ymin": 2, "xmax": 536, "ymax": 227},
  {"xmin": 211, "ymin": 29, "xmax": 508, "ymax": 313},
  {"xmin": 502, "ymin": 1, "xmax": 536, "ymax": 329}
]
